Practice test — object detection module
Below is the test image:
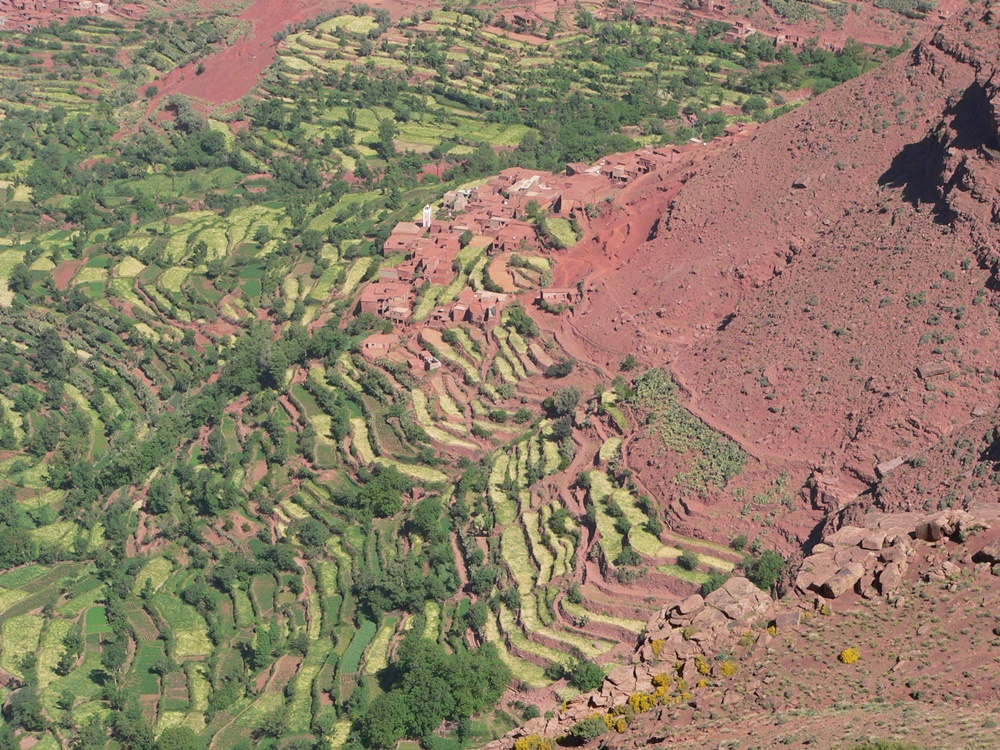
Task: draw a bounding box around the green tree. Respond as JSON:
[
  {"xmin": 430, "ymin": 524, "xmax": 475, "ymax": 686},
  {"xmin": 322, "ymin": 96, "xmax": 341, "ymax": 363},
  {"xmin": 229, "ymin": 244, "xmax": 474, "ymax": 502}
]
[
  {"xmin": 376, "ymin": 119, "xmax": 397, "ymax": 160},
  {"xmin": 6, "ymin": 688, "xmax": 46, "ymax": 731},
  {"xmin": 550, "ymin": 386, "xmax": 581, "ymax": 416},
  {"xmin": 8, "ymin": 263, "xmax": 31, "ymax": 294},
  {"xmin": 743, "ymin": 550, "xmax": 786, "ymax": 593},
  {"xmin": 155, "ymin": 727, "xmax": 205, "ymax": 750},
  {"xmin": 566, "ymin": 658, "xmax": 604, "ymax": 691},
  {"xmin": 677, "ymin": 548, "xmax": 700, "ymax": 571}
]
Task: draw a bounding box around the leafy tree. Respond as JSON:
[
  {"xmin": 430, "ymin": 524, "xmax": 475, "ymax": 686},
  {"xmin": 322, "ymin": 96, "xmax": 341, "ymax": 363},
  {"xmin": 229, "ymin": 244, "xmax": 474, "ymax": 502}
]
[
  {"xmin": 8, "ymin": 263, "xmax": 31, "ymax": 294},
  {"xmin": 354, "ymin": 634, "xmax": 510, "ymax": 748},
  {"xmin": 155, "ymin": 727, "xmax": 205, "ymax": 750},
  {"xmin": 5, "ymin": 687, "xmax": 46, "ymax": 731},
  {"xmin": 376, "ymin": 119, "xmax": 397, "ymax": 160},
  {"xmin": 544, "ymin": 359, "xmax": 574, "ymax": 378},
  {"xmin": 743, "ymin": 550, "xmax": 786, "ymax": 593},
  {"xmin": 677, "ymin": 548, "xmax": 700, "ymax": 571},
  {"xmin": 550, "ymin": 386, "xmax": 581, "ymax": 417},
  {"xmin": 0, "ymin": 723, "xmax": 17, "ymax": 750},
  {"xmin": 566, "ymin": 658, "xmax": 604, "ymax": 691}
]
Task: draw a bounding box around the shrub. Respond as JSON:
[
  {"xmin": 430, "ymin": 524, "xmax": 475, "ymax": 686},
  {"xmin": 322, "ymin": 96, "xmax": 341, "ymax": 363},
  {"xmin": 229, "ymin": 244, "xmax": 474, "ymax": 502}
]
[
  {"xmin": 566, "ymin": 658, "xmax": 604, "ymax": 691},
  {"xmin": 627, "ymin": 693, "xmax": 653, "ymax": 712},
  {"xmin": 720, "ymin": 660, "xmax": 737, "ymax": 677},
  {"xmin": 544, "ymin": 359, "xmax": 575, "ymax": 378},
  {"xmin": 839, "ymin": 647, "xmax": 860, "ymax": 664},
  {"xmin": 676, "ymin": 548, "xmax": 700, "ymax": 571},
  {"xmin": 701, "ymin": 570, "xmax": 728, "ymax": 596},
  {"xmin": 514, "ymin": 736, "xmax": 553, "ymax": 750},
  {"xmin": 614, "ymin": 547, "xmax": 642, "ymax": 567},
  {"xmin": 743, "ymin": 550, "xmax": 786, "ymax": 593},
  {"xmin": 567, "ymin": 715, "xmax": 607, "ymax": 741},
  {"xmin": 619, "ymin": 354, "xmax": 637, "ymax": 371}
]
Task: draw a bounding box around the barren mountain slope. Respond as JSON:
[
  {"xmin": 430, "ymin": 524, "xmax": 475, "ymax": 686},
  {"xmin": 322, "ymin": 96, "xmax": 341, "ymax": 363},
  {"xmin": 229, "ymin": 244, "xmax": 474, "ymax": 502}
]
[{"xmin": 578, "ymin": 6, "xmax": 1000, "ymax": 496}]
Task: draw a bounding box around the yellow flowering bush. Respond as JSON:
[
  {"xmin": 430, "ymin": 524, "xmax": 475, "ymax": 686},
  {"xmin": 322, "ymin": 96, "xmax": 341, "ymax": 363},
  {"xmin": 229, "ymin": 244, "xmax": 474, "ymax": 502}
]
[
  {"xmin": 839, "ymin": 647, "xmax": 860, "ymax": 664},
  {"xmin": 695, "ymin": 655, "xmax": 711, "ymax": 675},
  {"xmin": 650, "ymin": 639, "xmax": 665, "ymax": 658},
  {"xmin": 720, "ymin": 660, "xmax": 737, "ymax": 677},
  {"xmin": 515, "ymin": 736, "xmax": 553, "ymax": 750},
  {"xmin": 628, "ymin": 693, "xmax": 653, "ymax": 712}
]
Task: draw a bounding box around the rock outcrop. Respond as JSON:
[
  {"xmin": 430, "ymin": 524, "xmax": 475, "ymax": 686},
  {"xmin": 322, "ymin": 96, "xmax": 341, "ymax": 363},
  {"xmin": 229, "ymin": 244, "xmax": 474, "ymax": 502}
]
[{"xmin": 797, "ymin": 508, "xmax": 996, "ymax": 600}]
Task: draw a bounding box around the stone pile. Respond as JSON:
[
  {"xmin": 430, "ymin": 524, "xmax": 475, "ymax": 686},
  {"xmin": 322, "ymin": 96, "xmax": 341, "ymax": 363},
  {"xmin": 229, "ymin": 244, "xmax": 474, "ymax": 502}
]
[{"xmin": 796, "ymin": 508, "xmax": 991, "ymax": 600}]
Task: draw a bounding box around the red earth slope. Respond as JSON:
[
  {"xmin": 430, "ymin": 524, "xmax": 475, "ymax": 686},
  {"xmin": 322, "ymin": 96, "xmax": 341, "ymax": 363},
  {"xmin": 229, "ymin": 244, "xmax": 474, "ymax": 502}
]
[{"xmin": 575, "ymin": 5, "xmax": 1000, "ymax": 507}]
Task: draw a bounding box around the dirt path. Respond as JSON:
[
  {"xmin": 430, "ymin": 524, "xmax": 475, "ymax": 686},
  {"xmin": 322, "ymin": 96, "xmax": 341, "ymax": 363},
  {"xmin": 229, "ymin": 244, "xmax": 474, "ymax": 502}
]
[{"xmin": 450, "ymin": 533, "xmax": 469, "ymax": 590}]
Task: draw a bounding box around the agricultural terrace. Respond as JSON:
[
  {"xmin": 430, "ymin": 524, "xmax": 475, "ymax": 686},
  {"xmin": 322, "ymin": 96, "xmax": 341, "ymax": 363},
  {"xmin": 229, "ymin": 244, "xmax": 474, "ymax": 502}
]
[{"xmin": 0, "ymin": 3, "xmax": 848, "ymax": 750}]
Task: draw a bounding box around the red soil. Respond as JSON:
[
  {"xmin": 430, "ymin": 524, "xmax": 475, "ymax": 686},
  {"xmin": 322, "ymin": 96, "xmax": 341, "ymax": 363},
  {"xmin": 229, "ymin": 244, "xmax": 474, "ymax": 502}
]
[
  {"xmin": 52, "ymin": 259, "xmax": 84, "ymax": 291},
  {"xmin": 146, "ymin": 0, "xmax": 415, "ymax": 107}
]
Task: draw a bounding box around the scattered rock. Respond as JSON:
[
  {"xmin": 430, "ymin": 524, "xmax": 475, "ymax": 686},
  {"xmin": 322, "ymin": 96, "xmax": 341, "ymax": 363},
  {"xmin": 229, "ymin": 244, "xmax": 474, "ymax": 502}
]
[
  {"xmin": 875, "ymin": 456, "xmax": 907, "ymax": 478},
  {"xmin": 860, "ymin": 532, "xmax": 886, "ymax": 551},
  {"xmin": 917, "ymin": 361, "xmax": 952, "ymax": 379},
  {"xmin": 773, "ymin": 610, "xmax": 801, "ymax": 631}
]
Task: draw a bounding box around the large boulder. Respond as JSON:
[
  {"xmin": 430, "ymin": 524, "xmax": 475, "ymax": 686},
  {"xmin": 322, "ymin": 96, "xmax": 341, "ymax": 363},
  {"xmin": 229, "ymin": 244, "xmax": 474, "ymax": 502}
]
[
  {"xmin": 914, "ymin": 509, "xmax": 983, "ymax": 542},
  {"xmin": 694, "ymin": 576, "xmax": 773, "ymax": 627},
  {"xmin": 974, "ymin": 537, "xmax": 1000, "ymax": 564},
  {"xmin": 819, "ymin": 562, "xmax": 865, "ymax": 598}
]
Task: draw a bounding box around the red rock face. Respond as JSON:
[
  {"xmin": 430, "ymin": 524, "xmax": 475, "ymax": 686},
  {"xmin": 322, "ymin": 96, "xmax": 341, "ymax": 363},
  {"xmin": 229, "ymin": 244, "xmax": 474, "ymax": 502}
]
[{"xmin": 572, "ymin": 7, "xmax": 1000, "ymax": 516}]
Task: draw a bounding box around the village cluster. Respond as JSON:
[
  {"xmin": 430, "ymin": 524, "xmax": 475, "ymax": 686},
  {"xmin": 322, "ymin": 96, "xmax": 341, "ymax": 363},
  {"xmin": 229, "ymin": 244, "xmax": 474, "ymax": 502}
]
[
  {"xmin": 0, "ymin": 0, "xmax": 144, "ymax": 31},
  {"xmin": 356, "ymin": 144, "xmax": 702, "ymax": 371},
  {"xmin": 356, "ymin": 146, "xmax": 690, "ymax": 326}
]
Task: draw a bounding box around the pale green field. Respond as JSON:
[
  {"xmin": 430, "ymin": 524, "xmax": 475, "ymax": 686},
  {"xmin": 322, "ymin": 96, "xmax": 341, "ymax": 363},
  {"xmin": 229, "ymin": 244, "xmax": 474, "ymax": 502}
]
[
  {"xmin": 1, "ymin": 614, "xmax": 44, "ymax": 677},
  {"xmin": 350, "ymin": 418, "xmax": 376, "ymax": 464},
  {"xmin": 133, "ymin": 557, "xmax": 174, "ymax": 595},
  {"xmin": 376, "ymin": 458, "xmax": 447, "ymax": 484},
  {"xmin": 115, "ymin": 257, "xmax": 146, "ymax": 277}
]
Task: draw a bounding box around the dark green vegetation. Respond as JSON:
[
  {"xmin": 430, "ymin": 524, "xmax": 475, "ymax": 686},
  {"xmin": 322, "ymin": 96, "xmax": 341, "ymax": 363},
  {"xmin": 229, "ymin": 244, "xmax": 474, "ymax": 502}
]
[{"xmin": 0, "ymin": 5, "xmax": 880, "ymax": 750}]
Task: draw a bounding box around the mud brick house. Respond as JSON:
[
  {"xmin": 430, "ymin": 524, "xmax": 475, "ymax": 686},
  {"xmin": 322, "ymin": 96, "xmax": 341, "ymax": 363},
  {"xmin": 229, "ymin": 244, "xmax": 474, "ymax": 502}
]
[
  {"xmin": 489, "ymin": 219, "xmax": 536, "ymax": 255},
  {"xmin": 357, "ymin": 281, "xmax": 410, "ymax": 316},
  {"xmin": 383, "ymin": 222, "xmax": 424, "ymax": 255},
  {"xmin": 360, "ymin": 333, "xmax": 399, "ymax": 360},
  {"xmin": 775, "ymin": 32, "xmax": 805, "ymax": 50},
  {"xmin": 539, "ymin": 287, "xmax": 579, "ymax": 306}
]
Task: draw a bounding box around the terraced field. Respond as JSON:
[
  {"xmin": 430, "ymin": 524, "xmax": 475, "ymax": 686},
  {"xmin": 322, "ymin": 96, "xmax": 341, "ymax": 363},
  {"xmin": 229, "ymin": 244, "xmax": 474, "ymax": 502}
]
[{"xmin": 0, "ymin": 5, "xmax": 832, "ymax": 750}]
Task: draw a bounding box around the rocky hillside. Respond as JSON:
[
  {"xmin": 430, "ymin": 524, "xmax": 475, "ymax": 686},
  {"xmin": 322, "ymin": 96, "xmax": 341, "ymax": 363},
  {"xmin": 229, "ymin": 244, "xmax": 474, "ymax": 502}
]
[
  {"xmin": 572, "ymin": 3, "xmax": 1000, "ymax": 534},
  {"xmin": 491, "ymin": 503, "xmax": 1000, "ymax": 750},
  {"xmin": 512, "ymin": 4, "xmax": 1000, "ymax": 748}
]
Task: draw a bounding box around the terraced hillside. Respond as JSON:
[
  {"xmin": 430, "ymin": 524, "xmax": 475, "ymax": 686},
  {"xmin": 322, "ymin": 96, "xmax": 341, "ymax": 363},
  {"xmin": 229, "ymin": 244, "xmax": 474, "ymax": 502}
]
[{"xmin": 0, "ymin": 5, "xmax": 889, "ymax": 750}]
